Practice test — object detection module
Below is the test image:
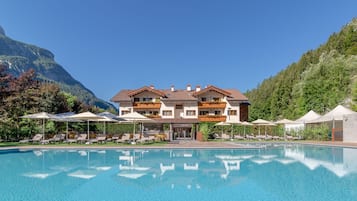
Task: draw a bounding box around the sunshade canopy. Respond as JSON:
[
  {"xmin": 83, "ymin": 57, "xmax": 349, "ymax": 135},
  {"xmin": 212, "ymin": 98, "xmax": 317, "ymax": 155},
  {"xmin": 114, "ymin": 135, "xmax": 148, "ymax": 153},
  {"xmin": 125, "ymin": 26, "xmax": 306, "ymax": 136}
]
[
  {"xmin": 308, "ymin": 105, "xmax": 356, "ymax": 123},
  {"xmin": 252, "ymin": 119, "xmax": 275, "ymax": 125}
]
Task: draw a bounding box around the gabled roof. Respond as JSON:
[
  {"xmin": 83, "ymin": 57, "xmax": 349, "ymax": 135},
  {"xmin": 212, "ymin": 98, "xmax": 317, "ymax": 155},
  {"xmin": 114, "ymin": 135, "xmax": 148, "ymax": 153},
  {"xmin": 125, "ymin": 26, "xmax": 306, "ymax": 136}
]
[
  {"xmin": 111, "ymin": 89, "xmax": 132, "ymax": 102},
  {"xmin": 225, "ymin": 89, "xmax": 249, "ymax": 101},
  {"xmin": 193, "ymin": 85, "xmax": 231, "ymax": 97},
  {"xmin": 127, "ymin": 86, "xmax": 166, "ymax": 97},
  {"xmin": 161, "ymin": 89, "xmax": 197, "ymax": 101},
  {"xmin": 111, "ymin": 85, "xmax": 249, "ymax": 102}
]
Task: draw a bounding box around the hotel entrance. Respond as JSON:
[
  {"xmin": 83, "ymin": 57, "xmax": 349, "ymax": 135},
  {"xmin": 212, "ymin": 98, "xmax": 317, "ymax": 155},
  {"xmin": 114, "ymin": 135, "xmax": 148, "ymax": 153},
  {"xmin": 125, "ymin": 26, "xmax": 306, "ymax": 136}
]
[
  {"xmin": 173, "ymin": 126, "xmax": 192, "ymax": 140},
  {"xmin": 155, "ymin": 119, "xmax": 199, "ymax": 141}
]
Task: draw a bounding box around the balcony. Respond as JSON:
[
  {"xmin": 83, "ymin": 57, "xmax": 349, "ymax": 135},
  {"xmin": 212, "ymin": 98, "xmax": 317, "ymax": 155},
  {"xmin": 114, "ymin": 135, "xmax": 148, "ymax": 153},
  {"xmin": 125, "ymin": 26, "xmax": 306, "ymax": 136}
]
[
  {"xmin": 145, "ymin": 114, "xmax": 161, "ymax": 119},
  {"xmin": 133, "ymin": 102, "xmax": 161, "ymax": 109},
  {"xmin": 198, "ymin": 115, "xmax": 226, "ymax": 122},
  {"xmin": 198, "ymin": 102, "xmax": 226, "ymax": 109}
]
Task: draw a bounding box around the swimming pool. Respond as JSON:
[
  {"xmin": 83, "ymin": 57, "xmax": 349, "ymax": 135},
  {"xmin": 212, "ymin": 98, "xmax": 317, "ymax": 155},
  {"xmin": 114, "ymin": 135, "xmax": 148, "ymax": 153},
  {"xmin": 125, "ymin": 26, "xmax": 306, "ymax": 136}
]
[{"xmin": 1, "ymin": 144, "xmax": 356, "ymax": 201}]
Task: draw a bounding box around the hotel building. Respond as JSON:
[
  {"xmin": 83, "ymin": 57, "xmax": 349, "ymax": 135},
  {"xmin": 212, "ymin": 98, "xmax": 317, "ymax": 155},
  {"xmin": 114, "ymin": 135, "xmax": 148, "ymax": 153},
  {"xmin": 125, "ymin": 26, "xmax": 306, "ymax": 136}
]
[{"xmin": 111, "ymin": 85, "xmax": 249, "ymax": 140}]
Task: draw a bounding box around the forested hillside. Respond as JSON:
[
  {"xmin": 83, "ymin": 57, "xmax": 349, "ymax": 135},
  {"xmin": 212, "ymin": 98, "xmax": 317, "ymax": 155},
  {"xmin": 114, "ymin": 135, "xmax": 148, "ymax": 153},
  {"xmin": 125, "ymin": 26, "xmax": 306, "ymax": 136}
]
[{"xmin": 245, "ymin": 18, "xmax": 357, "ymax": 121}]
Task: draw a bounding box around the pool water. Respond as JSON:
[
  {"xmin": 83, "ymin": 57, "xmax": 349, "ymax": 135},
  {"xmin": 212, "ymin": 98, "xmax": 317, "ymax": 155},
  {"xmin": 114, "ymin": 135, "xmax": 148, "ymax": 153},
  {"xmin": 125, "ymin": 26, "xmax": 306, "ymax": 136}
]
[{"xmin": 1, "ymin": 144, "xmax": 357, "ymax": 201}]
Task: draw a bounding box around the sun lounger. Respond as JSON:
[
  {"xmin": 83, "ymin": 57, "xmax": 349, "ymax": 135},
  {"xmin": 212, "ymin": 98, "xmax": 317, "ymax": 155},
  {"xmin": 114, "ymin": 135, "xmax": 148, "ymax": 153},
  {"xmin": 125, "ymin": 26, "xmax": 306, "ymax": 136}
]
[
  {"xmin": 90, "ymin": 135, "xmax": 107, "ymax": 144},
  {"xmin": 116, "ymin": 133, "xmax": 131, "ymax": 143},
  {"xmin": 77, "ymin": 134, "xmax": 87, "ymax": 144},
  {"xmin": 97, "ymin": 135, "xmax": 107, "ymax": 143},
  {"xmin": 137, "ymin": 135, "xmax": 156, "ymax": 144},
  {"xmin": 246, "ymin": 134, "xmax": 256, "ymax": 140},
  {"xmin": 19, "ymin": 137, "xmax": 31, "ymax": 143},
  {"xmin": 65, "ymin": 134, "xmax": 78, "ymax": 143},
  {"xmin": 132, "ymin": 134, "xmax": 141, "ymax": 142},
  {"xmin": 49, "ymin": 134, "xmax": 65, "ymax": 143},
  {"xmin": 234, "ymin": 134, "xmax": 245, "ymax": 140},
  {"xmin": 31, "ymin": 134, "xmax": 44, "ymax": 144},
  {"xmin": 221, "ymin": 133, "xmax": 231, "ymax": 140}
]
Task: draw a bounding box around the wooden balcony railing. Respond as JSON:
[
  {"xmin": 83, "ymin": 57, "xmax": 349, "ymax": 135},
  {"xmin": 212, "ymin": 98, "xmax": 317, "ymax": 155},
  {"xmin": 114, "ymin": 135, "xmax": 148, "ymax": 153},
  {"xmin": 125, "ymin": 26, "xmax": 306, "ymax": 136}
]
[
  {"xmin": 198, "ymin": 115, "xmax": 226, "ymax": 122},
  {"xmin": 145, "ymin": 114, "xmax": 161, "ymax": 119},
  {"xmin": 133, "ymin": 102, "xmax": 161, "ymax": 109},
  {"xmin": 198, "ymin": 102, "xmax": 226, "ymax": 109}
]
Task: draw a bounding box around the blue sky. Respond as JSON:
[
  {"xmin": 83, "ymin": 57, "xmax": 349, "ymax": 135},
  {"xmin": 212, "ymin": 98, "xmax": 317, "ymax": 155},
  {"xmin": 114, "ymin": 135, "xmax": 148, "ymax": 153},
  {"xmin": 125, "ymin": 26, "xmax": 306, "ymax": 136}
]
[{"xmin": 0, "ymin": 0, "xmax": 356, "ymax": 103}]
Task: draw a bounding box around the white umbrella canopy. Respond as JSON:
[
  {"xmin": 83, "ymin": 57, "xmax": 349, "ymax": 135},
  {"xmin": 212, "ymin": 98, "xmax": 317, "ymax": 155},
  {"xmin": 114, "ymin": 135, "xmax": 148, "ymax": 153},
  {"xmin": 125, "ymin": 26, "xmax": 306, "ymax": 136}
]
[
  {"xmin": 52, "ymin": 112, "xmax": 81, "ymax": 140},
  {"xmin": 275, "ymin": 119, "xmax": 296, "ymax": 124},
  {"xmin": 120, "ymin": 112, "xmax": 155, "ymax": 135},
  {"xmin": 120, "ymin": 112, "xmax": 155, "ymax": 122},
  {"xmin": 240, "ymin": 121, "xmax": 253, "ymax": 136},
  {"xmin": 93, "ymin": 115, "xmax": 119, "ymax": 135},
  {"xmin": 215, "ymin": 121, "xmax": 232, "ymax": 138},
  {"xmin": 252, "ymin": 119, "xmax": 275, "ymax": 136},
  {"xmin": 97, "ymin": 111, "xmax": 125, "ymax": 121},
  {"xmin": 21, "ymin": 112, "xmax": 57, "ymax": 119},
  {"xmin": 240, "ymin": 121, "xmax": 253, "ymax": 126},
  {"xmin": 275, "ymin": 119, "xmax": 296, "ymax": 140},
  {"xmin": 69, "ymin": 112, "xmax": 105, "ymax": 140},
  {"xmin": 252, "ymin": 119, "xmax": 275, "ymax": 125},
  {"xmin": 21, "ymin": 112, "xmax": 57, "ymax": 141}
]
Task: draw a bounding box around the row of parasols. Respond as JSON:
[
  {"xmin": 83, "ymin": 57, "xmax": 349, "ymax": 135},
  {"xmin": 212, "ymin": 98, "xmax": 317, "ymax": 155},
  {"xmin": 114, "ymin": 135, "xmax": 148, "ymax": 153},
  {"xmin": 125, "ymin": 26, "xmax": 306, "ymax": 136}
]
[
  {"xmin": 21, "ymin": 111, "xmax": 152, "ymax": 141},
  {"xmin": 215, "ymin": 118, "xmax": 295, "ymax": 137}
]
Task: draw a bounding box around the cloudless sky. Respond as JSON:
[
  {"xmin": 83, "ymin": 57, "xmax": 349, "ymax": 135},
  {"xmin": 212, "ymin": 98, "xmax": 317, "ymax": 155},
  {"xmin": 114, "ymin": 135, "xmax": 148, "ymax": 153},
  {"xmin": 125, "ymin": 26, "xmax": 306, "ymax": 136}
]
[{"xmin": 0, "ymin": 0, "xmax": 356, "ymax": 103}]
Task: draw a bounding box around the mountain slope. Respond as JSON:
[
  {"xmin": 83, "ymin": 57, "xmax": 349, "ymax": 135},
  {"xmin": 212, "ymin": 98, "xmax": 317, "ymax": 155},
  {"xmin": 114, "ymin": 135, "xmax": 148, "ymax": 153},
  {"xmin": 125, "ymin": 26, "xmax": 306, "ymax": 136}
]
[
  {"xmin": 0, "ymin": 26, "xmax": 114, "ymax": 110},
  {"xmin": 245, "ymin": 18, "xmax": 357, "ymax": 121}
]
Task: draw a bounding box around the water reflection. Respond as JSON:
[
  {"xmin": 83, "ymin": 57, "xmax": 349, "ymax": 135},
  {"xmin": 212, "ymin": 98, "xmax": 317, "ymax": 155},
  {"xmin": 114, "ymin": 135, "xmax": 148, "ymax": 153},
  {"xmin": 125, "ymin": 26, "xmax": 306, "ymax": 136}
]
[{"xmin": 2, "ymin": 145, "xmax": 357, "ymax": 201}]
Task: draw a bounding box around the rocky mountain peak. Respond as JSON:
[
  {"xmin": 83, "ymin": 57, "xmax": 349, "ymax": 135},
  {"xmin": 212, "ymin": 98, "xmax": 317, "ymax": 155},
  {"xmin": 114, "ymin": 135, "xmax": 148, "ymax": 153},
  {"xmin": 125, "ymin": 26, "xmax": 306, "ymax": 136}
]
[{"xmin": 0, "ymin": 25, "xmax": 5, "ymax": 36}]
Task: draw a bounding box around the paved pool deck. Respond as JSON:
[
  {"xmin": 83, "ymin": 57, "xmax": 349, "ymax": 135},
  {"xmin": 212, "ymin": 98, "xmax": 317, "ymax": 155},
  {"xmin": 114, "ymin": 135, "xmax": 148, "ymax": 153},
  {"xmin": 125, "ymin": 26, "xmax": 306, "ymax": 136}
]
[{"xmin": 2, "ymin": 140, "xmax": 357, "ymax": 150}]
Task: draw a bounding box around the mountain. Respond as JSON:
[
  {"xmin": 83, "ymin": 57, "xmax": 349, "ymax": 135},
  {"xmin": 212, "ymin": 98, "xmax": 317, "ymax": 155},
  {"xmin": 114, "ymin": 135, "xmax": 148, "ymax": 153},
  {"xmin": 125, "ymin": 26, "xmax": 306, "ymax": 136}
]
[
  {"xmin": 0, "ymin": 26, "xmax": 115, "ymax": 110},
  {"xmin": 245, "ymin": 18, "xmax": 357, "ymax": 121}
]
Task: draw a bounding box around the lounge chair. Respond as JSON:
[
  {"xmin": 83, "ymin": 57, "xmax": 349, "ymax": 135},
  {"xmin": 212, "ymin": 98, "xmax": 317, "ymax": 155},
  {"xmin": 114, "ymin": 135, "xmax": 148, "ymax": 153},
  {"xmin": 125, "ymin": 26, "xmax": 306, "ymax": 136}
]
[
  {"xmin": 116, "ymin": 133, "xmax": 131, "ymax": 143},
  {"xmin": 49, "ymin": 134, "xmax": 64, "ymax": 143},
  {"xmin": 233, "ymin": 134, "xmax": 245, "ymax": 140},
  {"xmin": 77, "ymin": 134, "xmax": 88, "ymax": 144},
  {"xmin": 90, "ymin": 134, "xmax": 107, "ymax": 144},
  {"xmin": 108, "ymin": 134, "xmax": 119, "ymax": 142},
  {"xmin": 137, "ymin": 135, "xmax": 156, "ymax": 144},
  {"xmin": 221, "ymin": 133, "xmax": 231, "ymax": 140},
  {"xmin": 65, "ymin": 134, "xmax": 78, "ymax": 143},
  {"xmin": 132, "ymin": 134, "xmax": 141, "ymax": 142},
  {"xmin": 19, "ymin": 137, "xmax": 31, "ymax": 143},
  {"xmin": 31, "ymin": 134, "xmax": 44, "ymax": 144},
  {"xmin": 246, "ymin": 134, "xmax": 256, "ymax": 140},
  {"xmin": 97, "ymin": 135, "xmax": 107, "ymax": 143}
]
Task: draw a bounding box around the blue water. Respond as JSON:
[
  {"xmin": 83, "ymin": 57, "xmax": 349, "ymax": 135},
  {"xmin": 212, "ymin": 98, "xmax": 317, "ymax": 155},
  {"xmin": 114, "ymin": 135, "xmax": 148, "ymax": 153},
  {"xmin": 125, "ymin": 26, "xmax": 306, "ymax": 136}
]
[{"xmin": 1, "ymin": 144, "xmax": 357, "ymax": 201}]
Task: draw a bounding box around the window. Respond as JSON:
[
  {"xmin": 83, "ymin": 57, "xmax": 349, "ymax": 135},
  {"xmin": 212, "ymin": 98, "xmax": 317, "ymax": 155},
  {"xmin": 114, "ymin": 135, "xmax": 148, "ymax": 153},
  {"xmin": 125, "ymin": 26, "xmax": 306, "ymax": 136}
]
[
  {"xmin": 134, "ymin": 97, "xmax": 140, "ymax": 102},
  {"xmin": 121, "ymin": 110, "xmax": 130, "ymax": 115},
  {"xmin": 137, "ymin": 111, "xmax": 145, "ymax": 115},
  {"xmin": 162, "ymin": 110, "xmax": 173, "ymax": 116},
  {"xmin": 201, "ymin": 97, "xmax": 207, "ymax": 102},
  {"xmin": 143, "ymin": 97, "xmax": 153, "ymax": 102},
  {"xmin": 175, "ymin": 104, "xmax": 183, "ymax": 109},
  {"xmin": 214, "ymin": 111, "xmax": 221, "ymax": 115},
  {"xmin": 149, "ymin": 111, "xmax": 159, "ymax": 115},
  {"xmin": 228, "ymin": 110, "xmax": 237, "ymax": 115},
  {"xmin": 186, "ymin": 110, "xmax": 196, "ymax": 116},
  {"xmin": 199, "ymin": 111, "xmax": 209, "ymax": 115},
  {"xmin": 213, "ymin": 97, "xmax": 220, "ymax": 102}
]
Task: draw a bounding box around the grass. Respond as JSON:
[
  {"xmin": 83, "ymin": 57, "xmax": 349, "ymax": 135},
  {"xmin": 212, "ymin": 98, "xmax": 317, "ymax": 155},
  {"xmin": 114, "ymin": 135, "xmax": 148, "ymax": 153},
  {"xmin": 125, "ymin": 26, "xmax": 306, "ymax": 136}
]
[{"xmin": 0, "ymin": 142, "xmax": 21, "ymax": 147}]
